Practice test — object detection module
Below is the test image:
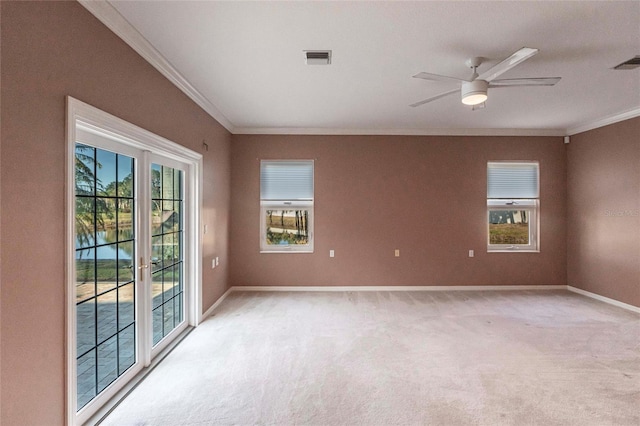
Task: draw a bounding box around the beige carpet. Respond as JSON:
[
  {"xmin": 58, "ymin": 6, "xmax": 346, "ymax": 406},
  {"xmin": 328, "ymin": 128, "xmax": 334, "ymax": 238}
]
[{"xmin": 101, "ymin": 290, "xmax": 640, "ymax": 425}]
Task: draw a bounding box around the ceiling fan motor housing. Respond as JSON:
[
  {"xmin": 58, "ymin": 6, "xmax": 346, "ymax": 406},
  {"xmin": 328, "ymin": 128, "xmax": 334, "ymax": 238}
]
[{"xmin": 461, "ymin": 80, "xmax": 489, "ymax": 105}]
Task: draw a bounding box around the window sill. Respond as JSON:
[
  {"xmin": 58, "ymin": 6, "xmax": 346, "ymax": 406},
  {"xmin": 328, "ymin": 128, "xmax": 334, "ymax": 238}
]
[
  {"xmin": 260, "ymin": 250, "xmax": 314, "ymax": 254},
  {"xmin": 487, "ymin": 249, "xmax": 539, "ymax": 253}
]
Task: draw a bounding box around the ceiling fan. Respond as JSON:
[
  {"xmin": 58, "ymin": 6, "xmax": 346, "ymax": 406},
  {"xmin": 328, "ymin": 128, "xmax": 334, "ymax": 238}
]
[{"xmin": 410, "ymin": 47, "xmax": 560, "ymax": 109}]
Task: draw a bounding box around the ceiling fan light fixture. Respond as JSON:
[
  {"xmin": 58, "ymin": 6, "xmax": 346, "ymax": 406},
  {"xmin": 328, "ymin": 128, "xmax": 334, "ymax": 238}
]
[{"xmin": 461, "ymin": 80, "xmax": 488, "ymax": 105}]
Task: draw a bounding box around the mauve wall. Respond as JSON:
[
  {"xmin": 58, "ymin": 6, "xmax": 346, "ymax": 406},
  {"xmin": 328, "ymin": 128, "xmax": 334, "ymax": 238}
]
[
  {"xmin": 567, "ymin": 117, "xmax": 640, "ymax": 307},
  {"xmin": 1, "ymin": 2, "xmax": 231, "ymax": 424},
  {"xmin": 230, "ymin": 135, "xmax": 566, "ymax": 287}
]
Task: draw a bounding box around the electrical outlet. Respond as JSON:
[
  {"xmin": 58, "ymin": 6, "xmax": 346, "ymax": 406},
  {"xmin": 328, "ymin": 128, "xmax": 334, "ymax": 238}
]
[
  {"xmin": 329, "ymin": 250, "xmax": 335, "ymax": 258},
  {"xmin": 215, "ymin": 257, "xmax": 219, "ymax": 266},
  {"xmin": 469, "ymin": 250, "xmax": 474, "ymax": 258},
  {"xmin": 395, "ymin": 249, "xmax": 400, "ymax": 257}
]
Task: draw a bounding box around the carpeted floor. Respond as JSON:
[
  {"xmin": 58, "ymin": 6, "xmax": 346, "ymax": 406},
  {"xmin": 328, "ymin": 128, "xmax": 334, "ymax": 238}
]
[{"xmin": 101, "ymin": 290, "xmax": 640, "ymax": 425}]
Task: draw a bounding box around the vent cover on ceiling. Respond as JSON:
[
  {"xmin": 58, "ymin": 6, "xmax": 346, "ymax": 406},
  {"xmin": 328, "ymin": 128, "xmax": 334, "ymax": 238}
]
[
  {"xmin": 304, "ymin": 50, "xmax": 332, "ymax": 65},
  {"xmin": 613, "ymin": 55, "xmax": 640, "ymax": 70}
]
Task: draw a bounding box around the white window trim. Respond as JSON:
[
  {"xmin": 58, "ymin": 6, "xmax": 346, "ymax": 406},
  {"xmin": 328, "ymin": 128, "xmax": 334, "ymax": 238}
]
[
  {"xmin": 259, "ymin": 159, "xmax": 314, "ymax": 254},
  {"xmin": 260, "ymin": 200, "xmax": 314, "ymax": 253},
  {"xmin": 487, "ymin": 199, "xmax": 539, "ymax": 252}
]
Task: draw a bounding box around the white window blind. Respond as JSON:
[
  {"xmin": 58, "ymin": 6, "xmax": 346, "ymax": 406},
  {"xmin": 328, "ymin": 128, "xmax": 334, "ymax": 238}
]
[
  {"xmin": 487, "ymin": 162, "xmax": 539, "ymax": 198},
  {"xmin": 260, "ymin": 160, "xmax": 314, "ymax": 200}
]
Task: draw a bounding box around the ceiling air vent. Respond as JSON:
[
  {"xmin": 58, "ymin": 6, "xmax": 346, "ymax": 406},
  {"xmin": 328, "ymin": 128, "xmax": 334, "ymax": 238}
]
[
  {"xmin": 613, "ymin": 55, "xmax": 640, "ymax": 70},
  {"xmin": 304, "ymin": 50, "xmax": 331, "ymax": 65}
]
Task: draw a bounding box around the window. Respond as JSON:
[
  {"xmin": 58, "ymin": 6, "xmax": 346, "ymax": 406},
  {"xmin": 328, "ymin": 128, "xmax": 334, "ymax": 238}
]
[
  {"xmin": 260, "ymin": 160, "xmax": 314, "ymax": 253},
  {"xmin": 487, "ymin": 161, "xmax": 539, "ymax": 252}
]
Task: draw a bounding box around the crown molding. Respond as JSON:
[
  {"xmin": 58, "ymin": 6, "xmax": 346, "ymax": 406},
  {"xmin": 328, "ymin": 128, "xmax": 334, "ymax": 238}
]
[
  {"xmin": 79, "ymin": 0, "xmax": 235, "ymax": 133},
  {"xmin": 233, "ymin": 127, "xmax": 565, "ymax": 137},
  {"xmin": 567, "ymin": 106, "xmax": 640, "ymax": 136},
  {"xmin": 78, "ymin": 1, "xmax": 638, "ymax": 139}
]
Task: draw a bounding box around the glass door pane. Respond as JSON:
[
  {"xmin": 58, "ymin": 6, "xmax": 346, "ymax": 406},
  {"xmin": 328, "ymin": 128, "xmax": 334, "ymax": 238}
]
[
  {"xmin": 75, "ymin": 144, "xmax": 136, "ymax": 410},
  {"xmin": 150, "ymin": 163, "xmax": 184, "ymax": 346}
]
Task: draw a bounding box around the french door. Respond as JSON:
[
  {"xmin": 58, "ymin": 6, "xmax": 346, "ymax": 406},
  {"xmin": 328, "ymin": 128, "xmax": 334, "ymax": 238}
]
[
  {"xmin": 149, "ymin": 158, "xmax": 187, "ymax": 347},
  {"xmin": 67, "ymin": 98, "xmax": 202, "ymax": 425}
]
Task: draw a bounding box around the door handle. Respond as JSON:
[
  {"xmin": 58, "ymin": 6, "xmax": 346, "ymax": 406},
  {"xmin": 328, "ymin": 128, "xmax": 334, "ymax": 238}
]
[{"xmin": 138, "ymin": 257, "xmax": 149, "ymax": 281}]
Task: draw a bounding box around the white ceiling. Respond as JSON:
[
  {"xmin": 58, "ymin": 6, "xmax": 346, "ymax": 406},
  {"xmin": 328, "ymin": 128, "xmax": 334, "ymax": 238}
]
[{"xmin": 91, "ymin": 1, "xmax": 639, "ymax": 136}]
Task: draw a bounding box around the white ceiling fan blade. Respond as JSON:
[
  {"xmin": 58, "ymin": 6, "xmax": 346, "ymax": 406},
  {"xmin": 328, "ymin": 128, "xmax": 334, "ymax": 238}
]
[
  {"xmin": 477, "ymin": 47, "xmax": 539, "ymax": 82},
  {"xmin": 489, "ymin": 77, "xmax": 561, "ymax": 87},
  {"xmin": 409, "ymin": 89, "xmax": 459, "ymax": 107},
  {"xmin": 413, "ymin": 72, "xmax": 466, "ymax": 84}
]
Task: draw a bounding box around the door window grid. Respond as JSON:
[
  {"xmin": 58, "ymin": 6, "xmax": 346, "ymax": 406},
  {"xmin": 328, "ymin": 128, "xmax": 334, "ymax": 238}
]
[
  {"xmin": 151, "ymin": 164, "xmax": 184, "ymax": 345},
  {"xmin": 74, "ymin": 144, "xmax": 136, "ymax": 410}
]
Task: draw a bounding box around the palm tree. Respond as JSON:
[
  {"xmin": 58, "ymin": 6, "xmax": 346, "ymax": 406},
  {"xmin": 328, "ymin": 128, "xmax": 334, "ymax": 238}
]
[{"xmin": 75, "ymin": 145, "xmax": 112, "ymax": 248}]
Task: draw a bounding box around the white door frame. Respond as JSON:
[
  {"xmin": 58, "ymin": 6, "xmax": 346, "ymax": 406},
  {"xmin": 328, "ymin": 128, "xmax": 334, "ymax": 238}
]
[{"xmin": 65, "ymin": 96, "xmax": 203, "ymax": 425}]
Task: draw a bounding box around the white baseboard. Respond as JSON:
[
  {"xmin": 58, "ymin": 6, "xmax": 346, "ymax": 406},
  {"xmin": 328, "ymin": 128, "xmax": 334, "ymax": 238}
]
[
  {"xmin": 567, "ymin": 286, "xmax": 640, "ymax": 314},
  {"xmin": 231, "ymin": 285, "xmax": 566, "ymax": 292},
  {"xmin": 204, "ymin": 285, "xmax": 638, "ymax": 316},
  {"xmin": 201, "ymin": 287, "xmax": 233, "ymax": 320}
]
